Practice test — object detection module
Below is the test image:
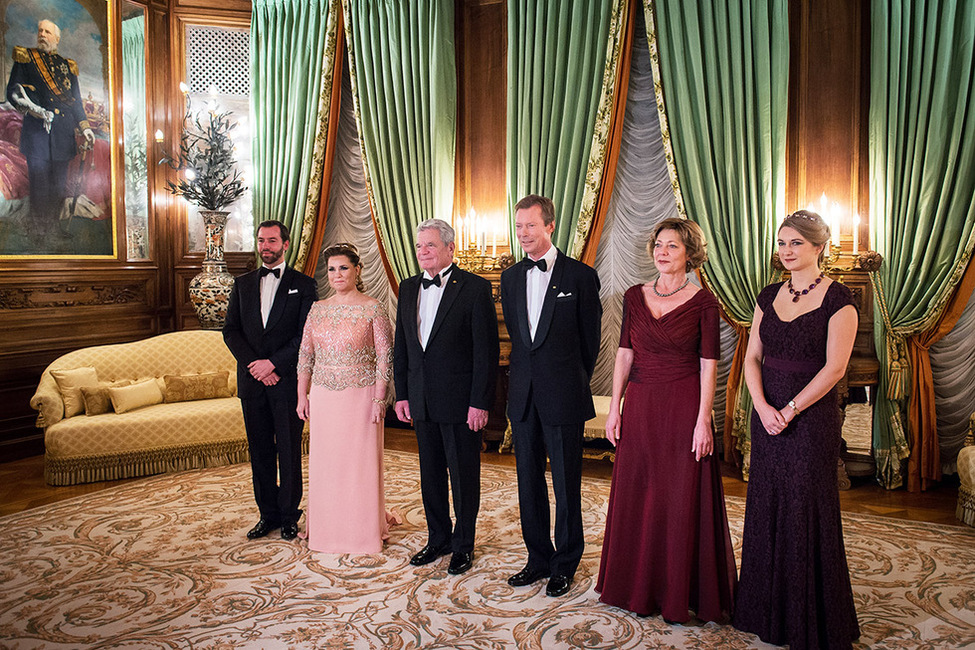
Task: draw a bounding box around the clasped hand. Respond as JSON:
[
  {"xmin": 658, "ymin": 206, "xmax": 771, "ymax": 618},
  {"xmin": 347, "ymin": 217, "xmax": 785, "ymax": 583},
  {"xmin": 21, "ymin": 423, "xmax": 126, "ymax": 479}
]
[
  {"xmin": 757, "ymin": 402, "xmax": 793, "ymax": 436},
  {"xmin": 247, "ymin": 359, "xmax": 279, "ymax": 386}
]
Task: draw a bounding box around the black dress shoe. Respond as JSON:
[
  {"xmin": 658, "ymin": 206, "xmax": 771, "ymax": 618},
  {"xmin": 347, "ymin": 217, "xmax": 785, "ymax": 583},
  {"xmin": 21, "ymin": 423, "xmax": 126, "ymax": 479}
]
[
  {"xmin": 246, "ymin": 519, "xmax": 280, "ymax": 540},
  {"xmin": 507, "ymin": 566, "xmax": 550, "ymax": 587},
  {"xmin": 280, "ymin": 522, "xmax": 299, "ymax": 540},
  {"xmin": 409, "ymin": 543, "xmax": 451, "ymax": 566},
  {"xmin": 447, "ymin": 551, "xmax": 474, "ymax": 575},
  {"xmin": 545, "ymin": 574, "xmax": 572, "ymax": 597}
]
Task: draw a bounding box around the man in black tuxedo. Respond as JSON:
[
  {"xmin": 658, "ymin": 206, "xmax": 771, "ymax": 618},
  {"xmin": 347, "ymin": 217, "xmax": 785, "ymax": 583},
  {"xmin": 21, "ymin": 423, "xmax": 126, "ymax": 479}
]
[
  {"xmin": 394, "ymin": 218, "xmax": 499, "ymax": 575},
  {"xmin": 224, "ymin": 220, "xmax": 317, "ymax": 541},
  {"xmin": 499, "ymin": 195, "xmax": 602, "ymax": 597}
]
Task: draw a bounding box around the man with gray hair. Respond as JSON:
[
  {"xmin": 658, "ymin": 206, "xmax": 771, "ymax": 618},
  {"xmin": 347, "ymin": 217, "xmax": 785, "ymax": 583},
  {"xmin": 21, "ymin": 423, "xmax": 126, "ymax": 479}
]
[
  {"xmin": 6, "ymin": 19, "xmax": 95, "ymax": 236},
  {"xmin": 394, "ymin": 218, "xmax": 499, "ymax": 575}
]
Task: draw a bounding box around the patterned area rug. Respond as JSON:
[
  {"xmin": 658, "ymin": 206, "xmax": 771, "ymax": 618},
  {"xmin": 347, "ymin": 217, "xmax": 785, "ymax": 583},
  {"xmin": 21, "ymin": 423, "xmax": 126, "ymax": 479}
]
[{"xmin": 1, "ymin": 450, "xmax": 974, "ymax": 649}]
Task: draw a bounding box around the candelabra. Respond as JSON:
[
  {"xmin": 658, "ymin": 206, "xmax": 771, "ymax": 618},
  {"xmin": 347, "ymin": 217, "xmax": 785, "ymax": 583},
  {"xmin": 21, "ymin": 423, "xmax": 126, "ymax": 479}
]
[{"xmin": 454, "ymin": 243, "xmax": 514, "ymax": 273}]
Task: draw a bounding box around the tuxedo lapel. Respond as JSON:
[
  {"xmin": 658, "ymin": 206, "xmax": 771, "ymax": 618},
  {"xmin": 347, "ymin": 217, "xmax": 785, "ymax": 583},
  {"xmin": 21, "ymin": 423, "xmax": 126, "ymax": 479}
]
[
  {"xmin": 263, "ymin": 268, "xmax": 291, "ymax": 332},
  {"xmin": 248, "ymin": 271, "xmax": 265, "ymax": 333},
  {"xmin": 531, "ymin": 251, "xmax": 566, "ymax": 350},
  {"xmin": 401, "ymin": 277, "xmax": 421, "ymax": 345},
  {"xmin": 428, "ymin": 268, "xmax": 463, "ymax": 345},
  {"xmin": 514, "ymin": 262, "xmax": 532, "ymax": 347}
]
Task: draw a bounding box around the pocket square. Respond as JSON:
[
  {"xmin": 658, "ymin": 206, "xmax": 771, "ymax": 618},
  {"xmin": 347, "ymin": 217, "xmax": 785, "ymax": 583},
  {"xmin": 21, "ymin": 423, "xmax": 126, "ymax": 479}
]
[
  {"xmin": 557, "ymin": 291, "xmax": 573, "ymax": 298},
  {"xmin": 288, "ymin": 289, "xmax": 299, "ymax": 294}
]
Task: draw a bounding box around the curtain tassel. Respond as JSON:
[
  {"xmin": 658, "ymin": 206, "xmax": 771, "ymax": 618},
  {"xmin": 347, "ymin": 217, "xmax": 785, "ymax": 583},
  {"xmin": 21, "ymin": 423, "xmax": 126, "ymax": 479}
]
[{"xmin": 885, "ymin": 333, "xmax": 910, "ymax": 400}]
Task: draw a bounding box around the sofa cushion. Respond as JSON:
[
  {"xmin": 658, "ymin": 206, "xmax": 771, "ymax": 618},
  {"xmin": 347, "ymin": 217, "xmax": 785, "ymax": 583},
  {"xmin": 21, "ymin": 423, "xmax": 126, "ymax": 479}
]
[
  {"xmin": 81, "ymin": 380, "xmax": 132, "ymax": 416},
  {"xmin": 110, "ymin": 379, "xmax": 164, "ymax": 414},
  {"xmin": 51, "ymin": 367, "xmax": 100, "ymax": 418},
  {"xmin": 44, "ymin": 397, "xmax": 245, "ymax": 458},
  {"xmin": 164, "ymin": 371, "xmax": 232, "ymax": 403}
]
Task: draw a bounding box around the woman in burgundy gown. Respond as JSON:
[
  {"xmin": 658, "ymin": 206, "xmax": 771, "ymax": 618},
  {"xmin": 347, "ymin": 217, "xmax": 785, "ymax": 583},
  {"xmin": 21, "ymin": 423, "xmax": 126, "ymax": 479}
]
[
  {"xmin": 734, "ymin": 210, "xmax": 861, "ymax": 649},
  {"xmin": 596, "ymin": 218, "xmax": 736, "ymax": 623}
]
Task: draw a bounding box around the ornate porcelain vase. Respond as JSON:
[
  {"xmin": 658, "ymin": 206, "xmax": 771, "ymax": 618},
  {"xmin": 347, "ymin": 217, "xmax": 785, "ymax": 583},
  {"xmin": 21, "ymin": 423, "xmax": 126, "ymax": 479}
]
[{"xmin": 189, "ymin": 210, "xmax": 235, "ymax": 330}]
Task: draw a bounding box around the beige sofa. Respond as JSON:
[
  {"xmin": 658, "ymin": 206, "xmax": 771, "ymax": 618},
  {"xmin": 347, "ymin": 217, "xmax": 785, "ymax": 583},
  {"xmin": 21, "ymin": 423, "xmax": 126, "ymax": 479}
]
[{"xmin": 31, "ymin": 330, "xmax": 252, "ymax": 486}]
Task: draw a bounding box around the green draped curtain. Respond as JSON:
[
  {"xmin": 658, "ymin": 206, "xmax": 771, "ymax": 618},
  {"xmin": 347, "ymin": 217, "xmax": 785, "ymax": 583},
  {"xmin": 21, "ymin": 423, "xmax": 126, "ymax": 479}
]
[
  {"xmin": 251, "ymin": 0, "xmax": 342, "ymax": 268},
  {"xmin": 870, "ymin": 0, "xmax": 975, "ymax": 490},
  {"xmin": 507, "ymin": 0, "xmax": 627, "ymax": 258},
  {"xmin": 342, "ymin": 0, "xmax": 456, "ymax": 283},
  {"xmin": 121, "ymin": 17, "xmax": 146, "ymax": 119},
  {"xmin": 121, "ymin": 15, "xmax": 148, "ymax": 248},
  {"xmin": 647, "ymin": 0, "xmax": 789, "ymax": 467}
]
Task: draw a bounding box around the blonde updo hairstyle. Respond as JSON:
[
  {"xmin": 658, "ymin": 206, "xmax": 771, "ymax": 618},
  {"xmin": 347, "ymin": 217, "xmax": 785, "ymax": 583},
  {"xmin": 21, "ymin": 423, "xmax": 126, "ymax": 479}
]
[
  {"xmin": 780, "ymin": 210, "xmax": 830, "ymax": 265},
  {"xmin": 322, "ymin": 242, "xmax": 365, "ymax": 292},
  {"xmin": 647, "ymin": 217, "xmax": 708, "ymax": 272}
]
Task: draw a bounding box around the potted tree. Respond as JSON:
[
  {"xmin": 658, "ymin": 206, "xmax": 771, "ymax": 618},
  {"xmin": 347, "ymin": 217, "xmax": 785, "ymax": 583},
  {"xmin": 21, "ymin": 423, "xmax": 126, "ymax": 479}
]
[{"xmin": 160, "ymin": 88, "xmax": 247, "ymax": 329}]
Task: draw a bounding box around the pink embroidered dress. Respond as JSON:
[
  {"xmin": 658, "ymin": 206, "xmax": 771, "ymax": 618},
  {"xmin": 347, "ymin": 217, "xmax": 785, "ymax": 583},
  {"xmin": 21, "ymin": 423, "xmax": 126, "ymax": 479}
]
[{"xmin": 297, "ymin": 301, "xmax": 398, "ymax": 553}]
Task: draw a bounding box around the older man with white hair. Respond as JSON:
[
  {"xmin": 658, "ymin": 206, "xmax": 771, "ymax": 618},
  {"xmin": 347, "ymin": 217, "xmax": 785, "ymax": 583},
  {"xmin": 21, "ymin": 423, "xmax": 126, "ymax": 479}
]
[{"xmin": 6, "ymin": 19, "xmax": 95, "ymax": 237}]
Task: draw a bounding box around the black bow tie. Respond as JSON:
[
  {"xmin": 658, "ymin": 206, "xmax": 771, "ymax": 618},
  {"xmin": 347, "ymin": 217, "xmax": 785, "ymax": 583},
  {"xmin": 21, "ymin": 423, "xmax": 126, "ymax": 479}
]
[
  {"xmin": 421, "ymin": 274, "xmax": 442, "ymax": 289},
  {"xmin": 259, "ymin": 267, "xmax": 280, "ymax": 278},
  {"xmin": 524, "ymin": 257, "xmax": 547, "ymax": 272}
]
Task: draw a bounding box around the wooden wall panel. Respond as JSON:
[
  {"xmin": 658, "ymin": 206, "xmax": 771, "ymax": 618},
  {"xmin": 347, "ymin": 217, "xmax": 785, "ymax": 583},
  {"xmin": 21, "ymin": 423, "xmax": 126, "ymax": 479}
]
[
  {"xmin": 787, "ymin": 0, "xmax": 870, "ymax": 249},
  {"xmin": 455, "ymin": 0, "xmax": 507, "ymax": 220}
]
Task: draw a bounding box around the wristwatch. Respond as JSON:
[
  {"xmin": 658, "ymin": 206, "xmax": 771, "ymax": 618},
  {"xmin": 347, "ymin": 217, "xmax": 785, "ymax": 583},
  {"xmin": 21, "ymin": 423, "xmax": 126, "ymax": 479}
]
[{"xmin": 787, "ymin": 400, "xmax": 801, "ymax": 415}]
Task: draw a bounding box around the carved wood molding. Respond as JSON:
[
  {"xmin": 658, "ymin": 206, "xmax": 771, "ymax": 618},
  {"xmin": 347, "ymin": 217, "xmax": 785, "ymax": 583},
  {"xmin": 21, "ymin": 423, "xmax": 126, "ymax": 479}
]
[{"xmin": 0, "ymin": 282, "xmax": 149, "ymax": 310}]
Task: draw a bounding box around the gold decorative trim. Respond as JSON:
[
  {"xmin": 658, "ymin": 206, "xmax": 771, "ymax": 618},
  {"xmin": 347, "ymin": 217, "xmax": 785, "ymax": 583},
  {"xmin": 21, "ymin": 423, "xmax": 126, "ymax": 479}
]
[{"xmin": 571, "ymin": 0, "xmax": 629, "ymax": 260}]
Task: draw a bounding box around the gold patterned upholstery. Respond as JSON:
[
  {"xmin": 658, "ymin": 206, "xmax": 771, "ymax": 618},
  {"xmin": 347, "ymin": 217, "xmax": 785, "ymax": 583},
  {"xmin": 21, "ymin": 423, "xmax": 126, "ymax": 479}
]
[
  {"xmin": 32, "ymin": 331, "xmax": 260, "ymax": 486},
  {"xmin": 957, "ymin": 413, "xmax": 975, "ymax": 527}
]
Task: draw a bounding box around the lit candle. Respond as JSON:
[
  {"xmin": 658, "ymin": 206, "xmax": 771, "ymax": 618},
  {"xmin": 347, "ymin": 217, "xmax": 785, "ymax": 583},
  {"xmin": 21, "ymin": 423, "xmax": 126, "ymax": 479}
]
[
  {"xmin": 831, "ymin": 202, "xmax": 840, "ymax": 247},
  {"xmin": 853, "ymin": 213, "xmax": 860, "ymax": 254},
  {"xmin": 491, "ymin": 218, "xmax": 498, "ymax": 258},
  {"xmin": 154, "ymin": 129, "xmax": 164, "ymax": 143},
  {"xmin": 179, "ymin": 81, "xmax": 189, "ymax": 94},
  {"xmin": 468, "ymin": 208, "xmax": 476, "ymax": 249},
  {"xmin": 820, "ymin": 192, "xmax": 828, "ymax": 218}
]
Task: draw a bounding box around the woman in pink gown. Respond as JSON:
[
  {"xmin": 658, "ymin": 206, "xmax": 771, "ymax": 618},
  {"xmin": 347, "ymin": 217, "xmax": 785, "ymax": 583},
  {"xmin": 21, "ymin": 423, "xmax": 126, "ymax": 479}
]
[
  {"xmin": 297, "ymin": 243, "xmax": 400, "ymax": 554},
  {"xmin": 596, "ymin": 218, "xmax": 736, "ymax": 622}
]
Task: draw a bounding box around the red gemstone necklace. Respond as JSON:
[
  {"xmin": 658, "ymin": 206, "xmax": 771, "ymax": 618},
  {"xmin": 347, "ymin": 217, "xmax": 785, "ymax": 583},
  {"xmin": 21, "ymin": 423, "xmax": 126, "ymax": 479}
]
[{"xmin": 787, "ymin": 273, "xmax": 824, "ymax": 302}]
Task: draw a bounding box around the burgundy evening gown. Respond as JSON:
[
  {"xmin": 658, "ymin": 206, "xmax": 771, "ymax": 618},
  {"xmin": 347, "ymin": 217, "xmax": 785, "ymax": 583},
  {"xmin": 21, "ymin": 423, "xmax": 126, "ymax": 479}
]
[
  {"xmin": 734, "ymin": 281, "xmax": 861, "ymax": 649},
  {"xmin": 596, "ymin": 286, "xmax": 736, "ymax": 623}
]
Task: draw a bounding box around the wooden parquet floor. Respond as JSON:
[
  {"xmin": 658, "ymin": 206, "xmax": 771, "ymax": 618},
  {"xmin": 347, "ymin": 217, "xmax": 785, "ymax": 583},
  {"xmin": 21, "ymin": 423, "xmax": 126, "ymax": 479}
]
[{"xmin": 1, "ymin": 428, "xmax": 964, "ymax": 527}]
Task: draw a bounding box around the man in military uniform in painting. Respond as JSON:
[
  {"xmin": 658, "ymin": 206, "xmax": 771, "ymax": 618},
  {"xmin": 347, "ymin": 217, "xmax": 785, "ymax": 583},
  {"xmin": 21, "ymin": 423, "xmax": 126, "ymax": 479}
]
[{"xmin": 6, "ymin": 19, "xmax": 94, "ymax": 235}]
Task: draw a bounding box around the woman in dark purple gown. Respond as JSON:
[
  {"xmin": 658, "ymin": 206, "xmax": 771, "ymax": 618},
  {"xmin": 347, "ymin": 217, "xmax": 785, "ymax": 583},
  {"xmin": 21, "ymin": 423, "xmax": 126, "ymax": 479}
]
[
  {"xmin": 734, "ymin": 210, "xmax": 861, "ymax": 649},
  {"xmin": 596, "ymin": 218, "xmax": 736, "ymax": 623}
]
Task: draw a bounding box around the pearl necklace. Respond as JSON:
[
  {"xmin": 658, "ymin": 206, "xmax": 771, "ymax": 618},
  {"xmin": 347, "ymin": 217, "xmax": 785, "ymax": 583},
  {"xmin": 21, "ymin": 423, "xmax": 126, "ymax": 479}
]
[{"xmin": 652, "ymin": 277, "xmax": 690, "ymax": 297}]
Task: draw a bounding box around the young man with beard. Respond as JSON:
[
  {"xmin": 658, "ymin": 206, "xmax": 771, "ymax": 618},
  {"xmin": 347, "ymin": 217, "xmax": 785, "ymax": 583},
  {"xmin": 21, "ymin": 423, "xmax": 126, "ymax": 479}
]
[{"xmin": 224, "ymin": 220, "xmax": 317, "ymax": 540}]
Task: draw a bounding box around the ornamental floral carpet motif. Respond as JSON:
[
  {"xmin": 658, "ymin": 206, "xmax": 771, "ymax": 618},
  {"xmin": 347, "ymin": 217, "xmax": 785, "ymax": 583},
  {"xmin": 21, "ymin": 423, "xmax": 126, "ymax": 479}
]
[{"xmin": 1, "ymin": 450, "xmax": 974, "ymax": 649}]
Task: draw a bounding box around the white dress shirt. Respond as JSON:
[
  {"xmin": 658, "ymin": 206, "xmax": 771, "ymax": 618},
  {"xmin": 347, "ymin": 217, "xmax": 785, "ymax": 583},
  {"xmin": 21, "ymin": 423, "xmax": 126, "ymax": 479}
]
[
  {"xmin": 527, "ymin": 245, "xmax": 558, "ymax": 340},
  {"xmin": 260, "ymin": 261, "xmax": 286, "ymax": 327},
  {"xmin": 417, "ymin": 265, "xmax": 452, "ymax": 350}
]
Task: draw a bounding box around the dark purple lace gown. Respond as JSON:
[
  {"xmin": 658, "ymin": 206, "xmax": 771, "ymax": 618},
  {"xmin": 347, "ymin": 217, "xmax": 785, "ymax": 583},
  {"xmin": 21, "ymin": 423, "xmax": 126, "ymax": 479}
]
[{"xmin": 734, "ymin": 281, "xmax": 861, "ymax": 649}]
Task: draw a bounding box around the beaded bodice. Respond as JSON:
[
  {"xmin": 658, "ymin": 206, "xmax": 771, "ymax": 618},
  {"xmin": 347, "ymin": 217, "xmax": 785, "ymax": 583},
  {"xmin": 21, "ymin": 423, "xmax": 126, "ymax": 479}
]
[{"xmin": 297, "ymin": 301, "xmax": 393, "ymax": 390}]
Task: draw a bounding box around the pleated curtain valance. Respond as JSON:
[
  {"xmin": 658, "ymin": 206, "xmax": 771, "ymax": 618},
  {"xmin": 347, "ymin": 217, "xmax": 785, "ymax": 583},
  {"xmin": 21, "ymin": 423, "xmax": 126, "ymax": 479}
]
[{"xmin": 250, "ymin": 0, "xmax": 343, "ymax": 269}]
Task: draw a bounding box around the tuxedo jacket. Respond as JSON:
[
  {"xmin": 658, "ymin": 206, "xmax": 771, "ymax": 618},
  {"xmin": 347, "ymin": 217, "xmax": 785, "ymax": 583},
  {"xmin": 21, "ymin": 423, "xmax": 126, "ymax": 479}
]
[
  {"xmin": 223, "ymin": 266, "xmax": 317, "ymax": 400},
  {"xmin": 394, "ymin": 265, "xmax": 499, "ymax": 423},
  {"xmin": 500, "ymin": 249, "xmax": 602, "ymax": 425}
]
